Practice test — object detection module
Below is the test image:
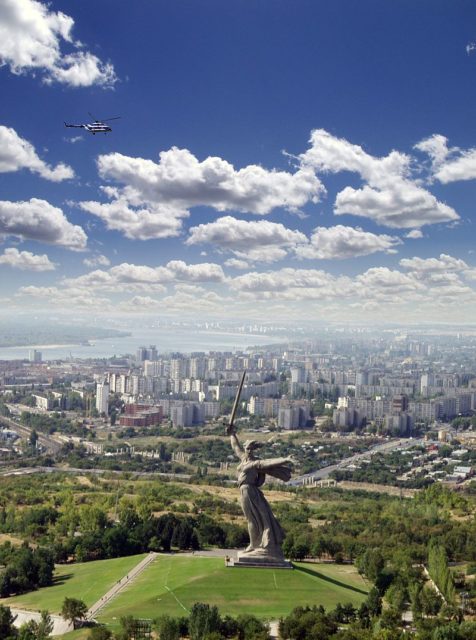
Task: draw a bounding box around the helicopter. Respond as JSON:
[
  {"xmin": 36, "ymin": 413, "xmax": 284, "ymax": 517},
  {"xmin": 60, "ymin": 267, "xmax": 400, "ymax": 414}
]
[{"xmin": 64, "ymin": 112, "xmax": 121, "ymax": 135}]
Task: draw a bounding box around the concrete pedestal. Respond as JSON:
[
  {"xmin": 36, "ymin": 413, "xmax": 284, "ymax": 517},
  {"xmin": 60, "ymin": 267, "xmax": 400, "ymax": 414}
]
[{"xmin": 227, "ymin": 552, "xmax": 293, "ymax": 569}]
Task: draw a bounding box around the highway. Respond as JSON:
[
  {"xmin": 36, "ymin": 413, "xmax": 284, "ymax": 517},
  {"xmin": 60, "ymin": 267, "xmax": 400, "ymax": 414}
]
[{"xmin": 289, "ymin": 437, "xmax": 424, "ymax": 486}]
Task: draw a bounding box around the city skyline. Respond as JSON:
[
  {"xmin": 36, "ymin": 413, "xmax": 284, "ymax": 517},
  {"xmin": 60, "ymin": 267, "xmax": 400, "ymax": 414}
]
[{"xmin": 1, "ymin": 0, "xmax": 476, "ymax": 326}]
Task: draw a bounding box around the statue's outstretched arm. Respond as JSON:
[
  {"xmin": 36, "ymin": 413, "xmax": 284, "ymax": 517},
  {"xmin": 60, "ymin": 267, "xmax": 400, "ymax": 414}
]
[
  {"xmin": 230, "ymin": 432, "xmax": 245, "ymax": 461},
  {"xmin": 255, "ymin": 456, "xmax": 293, "ymax": 470}
]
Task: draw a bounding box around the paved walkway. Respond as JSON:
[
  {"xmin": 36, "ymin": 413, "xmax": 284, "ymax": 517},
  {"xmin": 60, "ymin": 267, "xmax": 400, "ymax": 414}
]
[
  {"xmin": 11, "ymin": 609, "xmax": 72, "ymax": 636},
  {"xmin": 86, "ymin": 551, "xmax": 159, "ymax": 620}
]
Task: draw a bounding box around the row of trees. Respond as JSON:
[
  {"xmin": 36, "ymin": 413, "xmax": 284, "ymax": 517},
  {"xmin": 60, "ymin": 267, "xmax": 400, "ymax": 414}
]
[
  {"xmin": 428, "ymin": 542, "xmax": 456, "ymax": 604},
  {"xmin": 50, "ymin": 511, "xmax": 247, "ymax": 564}
]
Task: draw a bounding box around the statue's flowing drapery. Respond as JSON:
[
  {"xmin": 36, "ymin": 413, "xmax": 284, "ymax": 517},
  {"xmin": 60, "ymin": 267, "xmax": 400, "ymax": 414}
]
[{"xmin": 237, "ymin": 458, "xmax": 292, "ymax": 556}]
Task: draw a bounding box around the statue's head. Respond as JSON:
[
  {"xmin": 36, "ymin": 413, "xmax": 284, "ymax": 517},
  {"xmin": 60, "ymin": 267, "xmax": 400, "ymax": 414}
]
[{"xmin": 243, "ymin": 440, "xmax": 262, "ymax": 457}]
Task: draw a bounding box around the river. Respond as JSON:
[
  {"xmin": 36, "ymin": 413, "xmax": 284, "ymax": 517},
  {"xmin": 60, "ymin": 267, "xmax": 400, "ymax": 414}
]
[{"xmin": 0, "ymin": 327, "xmax": 286, "ymax": 361}]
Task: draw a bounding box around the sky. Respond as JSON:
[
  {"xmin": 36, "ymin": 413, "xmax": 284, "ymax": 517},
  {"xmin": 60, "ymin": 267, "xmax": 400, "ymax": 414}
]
[{"xmin": 1, "ymin": 0, "xmax": 476, "ymax": 327}]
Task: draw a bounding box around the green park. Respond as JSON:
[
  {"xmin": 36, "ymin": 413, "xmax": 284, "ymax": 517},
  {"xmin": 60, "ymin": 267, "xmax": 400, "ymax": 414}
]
[{"xmin": 1, "ymin": 553, "xmax": 368, "ymax": 630}]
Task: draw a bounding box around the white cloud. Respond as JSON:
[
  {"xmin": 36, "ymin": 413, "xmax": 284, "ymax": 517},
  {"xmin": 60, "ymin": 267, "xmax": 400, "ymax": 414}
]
[
  {"xmin": 124, "ymin": 296, "xmax": 162, "ymax": 310},
  {"xmin": 414, "ymin": 134, "xmax": 451, "ymax": 170},
  {"xmin": 82, "ymin": 254, "xmax": 110, "ymax": 268},
  {"xmin": 63, "ymin": 259, "xmax": 226, "ymax": 294},
  {"xmin": 0, "ymin": 247, "xmax": 55, "ymax": 270},
  {"xmin": 434, "ymin": 149, "xmax": 476, "ymax": 183},
  {"xmin": 355, "ymin": 266, "xmax": 424, "ymax": 294},
  {"xmin": 79, "ymin": 198, "xmax": 187, "ymax": 241},
  {"xmin": 0, "ymin": 0, "xmax": 116, "ymax": 87},
  {"xmin": 233, "ymin": 246, "xmax": 289, "ymax": 263},
  {"xmin": 406, "ymin": 229, "xmax": 423, "ymax": 239},
  {"xmin": 0, "ymin": 126, "xmax": 74, "ymax": 181},
  {"xmin": 186, "ymin": 215, "xmax": 306, "ymax": 263},
  {"xmin": 399, "ymin": 253, "xmax": 468, "ymax": 273},
  {"xmin": 224, "ymin": 258, "xmax": 250, "ymax": 270},
  {"xmin": 295, "ymin": 225, "xmax": 401, "ymax": 260},
  {"xmin": 300, "ymin": 129, "xmax": 459, "ymax": 228},
  {"xmin": 414, "ymin": 135, "xmax": 476, "ymax": 184},
  {"xmin": 0, "ymin": 198, "xmax": 87, "ymax": 250},
  {"xmin": 231, "ymin": 268, "xmax": 350, "ymax": 299},
  {"xmin": 87, "ymin": 147, "xmax": 323, "ymax": 241},
  {"xmin": 333, "ymin": 183, "xmax": 457, "ymax": 228}
]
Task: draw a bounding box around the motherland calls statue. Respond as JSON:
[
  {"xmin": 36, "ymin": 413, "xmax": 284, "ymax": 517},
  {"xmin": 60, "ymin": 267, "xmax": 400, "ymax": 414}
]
[{"xmin": 227, "ymin": 426, "xmax": 294, "ymax": 565}]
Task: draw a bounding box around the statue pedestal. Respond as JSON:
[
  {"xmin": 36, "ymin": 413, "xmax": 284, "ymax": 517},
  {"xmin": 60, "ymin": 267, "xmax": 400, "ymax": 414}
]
[{"xmin": 227, "ymin": 551, "xmax": 293, "ymax": 569}]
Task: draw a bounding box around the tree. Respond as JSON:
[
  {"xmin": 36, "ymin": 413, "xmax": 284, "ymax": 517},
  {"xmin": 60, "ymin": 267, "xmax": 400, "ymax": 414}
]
[
  {"xmin": 420, "ymin": 586, "xmax": 442, "ymax": 616},
  {"xmin": 189, "ymin": 603, "xmax": 221, "ymax": 640},
  {"xmin": 0, "ymin": 604, "xmax": 18, "ymax": 639},
  {"xmin": 61, "ymin": 598, "xmax": 87, "ymax": 629},
  {"xmin": 236, "ymin": 614, "xmax": 269, "ymax": 640},
  {"xmin": 356, "ymin": 549, "xmax": 385, "ymax": 582},
  {"xmin": 385, "ymin": 584, "xmax": 407, "ymax": 614},
  {"xmin": 29, "ymin": 430, "xmax": 38, "ymax": 450},
  {"xmin": 154, "ymin": 615, "xmax": 180, "ymax": 640},
  {"xmin": 365, "ymin": 587, "xmax": 382, "ymax": 617}
]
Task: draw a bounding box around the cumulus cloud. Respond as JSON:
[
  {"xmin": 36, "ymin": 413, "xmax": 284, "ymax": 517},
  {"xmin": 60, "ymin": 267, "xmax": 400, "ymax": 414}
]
[
  {"xmin": 97, "ymin": 147, "xmax": 323, "ymax": 215},
  {"xmin": 399, "ymin": 253, "xmax": 468, "ymax": 273},
  {"xmin": 79, "ymin": 198, "xmax": 186, "ymax": 240},
  {"xmin": 433, "ymin": 148, "xmax": 476, "ymax": 183},
  {"xmin": 0, "ymin": 247, "xmax": 55, "ymax": 270},
  {"xmin": 83, "ymin": 147, "xmax": 324, "ymax": 240},
  {"xmin": 355, "ymin": 266, "xmax": 424, "ymax": 294},
  {"xmin": 300, "ymin": 129, "xmax": 459, "ymax": 228},
  {"xmin": 406, "ymin": 229, "xmax": 424, "ymax": 239},
  {"xmin": 397, "ymin": 254, "xmax": 476, "ymax": 291},
  {"xmin": 82, "ymin": 254, "xmax": 110, "ymax": 268},
  {"xmin": 0, "ymin": 0, "xmax": 116, "ymax": 87},
  {"xmin": 123, "ymin": 296, "xmax": 162, "ymax": 310},
  {"xmin": 295, "ymin": 225, "xmax": 401, "ymax": 260},
  {"xmin": 224, "ymin": 258, "xmax": 250, "ymax": 270},
  {"xmin": 0, "ymin": 198, "xmax": 87, "ymax": 250},
  {"xmin": 186, "ymin": 215, "xmax": 306, "ymax": 263},
  {"xmin": 414, "ymin": 134, "xmax": 451, "ymax": 170},
  {"xmin": 414, "ymin": 134, "xmax": 476, "ymax": 184},
  {"xmin": 231, "ymin": 268, "xmax": 351, "ymax": 301},
  {"xmin": 63, "ymin": 259, "xmax": 225, "ymax": 294},
  {"xmin": 0, "ymin": 126, "xmax": 74, "ymax": 181}
]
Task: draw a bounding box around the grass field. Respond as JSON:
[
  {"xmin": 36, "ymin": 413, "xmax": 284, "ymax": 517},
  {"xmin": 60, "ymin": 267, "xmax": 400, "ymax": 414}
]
[
  {"xmin": 0, "ymin": 554, "xmax": 146, "ymax": 614},
  {"xmin": 97, "ymin": 555, "xmax": 369, "ymax": 626}
]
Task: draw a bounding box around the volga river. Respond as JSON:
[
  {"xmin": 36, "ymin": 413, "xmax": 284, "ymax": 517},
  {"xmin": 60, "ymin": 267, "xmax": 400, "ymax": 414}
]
[{"xmin": 0, "ymin": 327, "xmax": 286, "ymax": 361}]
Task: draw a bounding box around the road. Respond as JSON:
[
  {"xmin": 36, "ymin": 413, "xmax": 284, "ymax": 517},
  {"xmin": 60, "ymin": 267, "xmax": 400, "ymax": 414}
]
[
  {"xmin": 289, "ymin": 437, "xmax": 424, "ymax": 486},
  {"xmin": 0, "ymin": 414, "xmax": 63, "ymax": 454},
  {"xmin": 0, "ymin": 465, "xmax": 192, "ymax": 480}
]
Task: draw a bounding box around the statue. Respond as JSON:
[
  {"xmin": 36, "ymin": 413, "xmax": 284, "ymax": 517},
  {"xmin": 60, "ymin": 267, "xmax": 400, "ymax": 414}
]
[{"xmin": 227, "ymin": 426, "xmax": 293, "ymax": 564}]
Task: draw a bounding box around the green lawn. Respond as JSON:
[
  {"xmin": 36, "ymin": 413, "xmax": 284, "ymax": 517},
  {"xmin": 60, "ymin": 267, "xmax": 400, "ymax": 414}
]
[
  {"xmin": 98, "ymin": 556, "xmax": 368, "ymax": 626},
  {"xmin": 0, "ymin": 554, "xmax": 146, "ymax": 614},
  {"xmin": 54, "ymin": 631, "xmax": 90, "ymax": 640}
]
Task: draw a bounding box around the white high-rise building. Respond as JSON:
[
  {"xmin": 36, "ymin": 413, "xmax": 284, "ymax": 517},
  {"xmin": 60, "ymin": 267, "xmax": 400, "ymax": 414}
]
[
  {"xmin": 96, "ymin": 382, "xmax": 110, "ymax": 415},
  {"xmin": 29, "ymin": 349, "xmax": 42, "ymax": 363}
]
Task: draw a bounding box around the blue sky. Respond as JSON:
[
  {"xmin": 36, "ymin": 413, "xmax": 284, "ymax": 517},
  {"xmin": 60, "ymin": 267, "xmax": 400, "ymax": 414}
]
[{"xmin": 1, "ymin": 0, "xmax": 476, "ymax": 325}]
